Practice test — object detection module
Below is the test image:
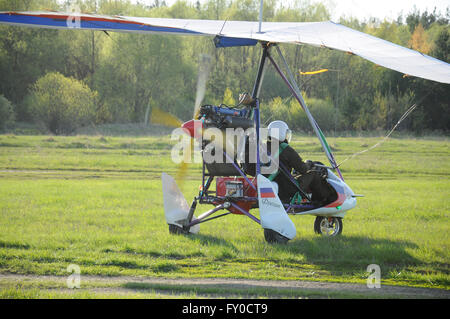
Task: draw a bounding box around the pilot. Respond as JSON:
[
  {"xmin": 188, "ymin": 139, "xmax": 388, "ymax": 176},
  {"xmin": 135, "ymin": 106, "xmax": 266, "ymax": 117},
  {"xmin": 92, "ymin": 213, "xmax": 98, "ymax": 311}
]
[{"xmin": 265, "ymin": 120, "xmax": 333, "ymax": 205}]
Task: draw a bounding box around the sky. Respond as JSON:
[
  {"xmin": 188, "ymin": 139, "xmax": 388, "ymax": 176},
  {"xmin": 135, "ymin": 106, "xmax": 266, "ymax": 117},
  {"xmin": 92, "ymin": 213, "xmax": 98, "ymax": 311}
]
[
  {"xmin": 130, "ymin": 0, "xmax": 449, "ymax": 21},
  {"xmin": 319, "ymin": 0, "xmax": 449, "ymax": 21}
]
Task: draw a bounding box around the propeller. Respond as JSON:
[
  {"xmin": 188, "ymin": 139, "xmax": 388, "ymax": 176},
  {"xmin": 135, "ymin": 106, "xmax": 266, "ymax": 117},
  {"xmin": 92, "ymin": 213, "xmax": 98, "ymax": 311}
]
[
  {"xmin": 193, "ymin": 54, "xmax": 212, "ymax": 119},
  {"xmin": 150, "ymin": 53, "xmax": 213, "ymax": 187},
  {"xmin": 150, "ymin": 105, "xmax": 183, "ymax": 127},
  {"xmin": 177, "ymin": 54, "xmax": 212, "ymax": 186}
]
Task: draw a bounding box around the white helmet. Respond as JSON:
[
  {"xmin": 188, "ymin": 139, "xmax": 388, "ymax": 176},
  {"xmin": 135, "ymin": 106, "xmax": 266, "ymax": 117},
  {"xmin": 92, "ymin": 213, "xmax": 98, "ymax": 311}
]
[{"xmin": 267, "ymin": 120, "xmax": 292, "ymax": 143}]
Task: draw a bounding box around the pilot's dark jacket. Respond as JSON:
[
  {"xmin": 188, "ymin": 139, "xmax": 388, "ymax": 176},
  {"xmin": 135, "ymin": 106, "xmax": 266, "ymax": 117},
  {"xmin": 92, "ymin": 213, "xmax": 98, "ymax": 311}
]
[{"xmin": 266, "ymin": 140, "xmax": 334, "ymax": 204}]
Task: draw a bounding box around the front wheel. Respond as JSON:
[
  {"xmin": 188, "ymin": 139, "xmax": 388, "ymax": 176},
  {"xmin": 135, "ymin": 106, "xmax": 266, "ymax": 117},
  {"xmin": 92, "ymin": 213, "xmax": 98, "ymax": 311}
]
[
  {"xmin": 264, "ymin": 229, "xmax": 290, "ymax": 244},
  {"xmin": 314, "ymin": 216, "xmax": 342, "ymax": 237}
]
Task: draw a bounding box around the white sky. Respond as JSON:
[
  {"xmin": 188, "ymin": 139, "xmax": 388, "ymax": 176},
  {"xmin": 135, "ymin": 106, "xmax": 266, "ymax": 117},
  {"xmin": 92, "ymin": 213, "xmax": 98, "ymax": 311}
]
[
  {"xmin": 321, "ymin": 0, "xmax": 449, "ymax": 21},
  {"xmin": 131, "ymin": 0, "xmax": 449, "ymax": 21}
]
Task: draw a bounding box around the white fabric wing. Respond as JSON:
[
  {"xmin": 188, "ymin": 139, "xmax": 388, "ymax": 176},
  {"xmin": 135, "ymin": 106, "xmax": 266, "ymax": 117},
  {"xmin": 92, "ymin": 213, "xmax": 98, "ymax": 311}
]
[{"xmin": 0, "ymin": 11, "xmax": 449, "ymax": 83}]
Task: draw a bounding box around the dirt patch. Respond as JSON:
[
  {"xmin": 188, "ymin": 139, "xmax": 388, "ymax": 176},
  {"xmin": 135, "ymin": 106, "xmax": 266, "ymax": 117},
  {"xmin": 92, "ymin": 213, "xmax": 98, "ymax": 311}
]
[{"xmin": 0, "ymin": 273, "xmax": 448, "ymax": 299}]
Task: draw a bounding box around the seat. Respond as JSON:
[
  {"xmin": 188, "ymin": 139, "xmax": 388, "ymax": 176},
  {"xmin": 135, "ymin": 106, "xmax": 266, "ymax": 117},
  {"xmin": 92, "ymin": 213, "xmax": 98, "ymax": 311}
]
[{"xmin": 203, "ymin": 146, "xmax": 241, "ymax": 176}]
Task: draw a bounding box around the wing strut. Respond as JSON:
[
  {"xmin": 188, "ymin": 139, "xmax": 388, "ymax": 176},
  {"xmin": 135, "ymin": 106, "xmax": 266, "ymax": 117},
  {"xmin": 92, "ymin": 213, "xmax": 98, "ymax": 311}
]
[{"xmin": 267, "ymin": 46, "xmax": 344, "ymax": 181}]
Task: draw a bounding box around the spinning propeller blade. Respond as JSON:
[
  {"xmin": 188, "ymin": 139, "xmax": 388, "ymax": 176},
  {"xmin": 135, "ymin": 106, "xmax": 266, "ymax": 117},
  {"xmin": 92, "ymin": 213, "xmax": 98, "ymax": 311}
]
[
  {"xmin": 149, "ymin": 107, "xmax": 191, "ymax": 187},
  {"xmin": 150, "ymin": 53, "xmax": 240, "ymax": 187},
  {"xmin": 150, "ymin": 53, "xmax": 212, "ymax": 128},
  {"xmin": 150, "ymin": 106, "xmax": 183, "ymax": 128},
  {"xmin": 193, "ymin": 54, "xmax": 212, "ymax": 119},
  {"xmin": 151, "ymin": 54, "xmax": 213, "ymax": 187},
  {"xmin": 175, "ymin": 54, "xmax": 213, "ymax": 186}
]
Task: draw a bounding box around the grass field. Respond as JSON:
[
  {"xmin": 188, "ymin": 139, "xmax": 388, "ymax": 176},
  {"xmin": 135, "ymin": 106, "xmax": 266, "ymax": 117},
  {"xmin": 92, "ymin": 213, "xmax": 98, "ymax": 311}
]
[{"xmin": 0, "ymin": 131, "xmax": 448, "ymax": 298}]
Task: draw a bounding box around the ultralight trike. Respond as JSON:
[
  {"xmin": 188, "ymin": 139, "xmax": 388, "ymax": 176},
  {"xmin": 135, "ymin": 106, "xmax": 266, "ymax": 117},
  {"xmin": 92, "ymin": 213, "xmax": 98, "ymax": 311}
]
[{"xmin": 162, "ymin": 43, "xmax": 358, "ymax": 244}]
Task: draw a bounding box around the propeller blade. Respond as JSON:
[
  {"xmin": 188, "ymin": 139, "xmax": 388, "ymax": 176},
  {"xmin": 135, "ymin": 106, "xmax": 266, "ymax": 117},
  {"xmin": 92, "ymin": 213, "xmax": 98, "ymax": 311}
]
[
  {"xmin": 175, "ymin": 137, "xmax": 195, "ymax": 189},
  {"xmin": 193, "ymin": 54, "xmax": 212, "ymax": 119},
  {"xmin": 150, "ymin": 106, "xmax": 183, "ymax": 128},
  {"xmin": 154, "ymin": 54, "xmax": 212, "ymax": 188}
]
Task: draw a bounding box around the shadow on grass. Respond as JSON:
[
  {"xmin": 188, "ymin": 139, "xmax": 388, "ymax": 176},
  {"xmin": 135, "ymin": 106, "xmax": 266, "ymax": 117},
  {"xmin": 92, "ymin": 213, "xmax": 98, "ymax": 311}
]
[
  {"xmin": 180, "ymin": 233, "xmax": 240, "ymax": 260},
  {"xmin": 170, "ymin": 230, "xmax": 422, "ymax": 270},
  {"xmin": 0, "ymin": 240, "xmax": 30, "ymax": 250},
  {"xmin": 272, "ymin": 235, "xmax": 421, "ymax": 275},
  {"xmin": 119, "ymin": 281, "xmax": 368, "ymax": 298},
  {"xmin": 183, "ymin": 233, "xmax": 238, "ymax": 252}
]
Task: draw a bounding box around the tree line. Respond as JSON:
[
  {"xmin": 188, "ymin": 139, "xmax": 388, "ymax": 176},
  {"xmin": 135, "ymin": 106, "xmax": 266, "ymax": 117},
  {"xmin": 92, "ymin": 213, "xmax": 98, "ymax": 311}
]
[{"xmin": 0, "ymin": 0, "xmax": 448, "ymax": 134}]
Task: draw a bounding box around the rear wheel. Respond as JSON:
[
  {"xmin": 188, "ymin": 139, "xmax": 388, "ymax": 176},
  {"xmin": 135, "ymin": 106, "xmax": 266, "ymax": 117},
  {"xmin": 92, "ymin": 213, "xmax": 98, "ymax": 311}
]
[
  {"xmin": 314, "ymin": 216, "xmax": 342, "ymax": 237},
  {"xmin": 264, "ymin": 229, "xmax": 290, "ymax": 244},
  {"xmin": 168, "ymin": 224, "xmax": 188, "ymax": 235}
]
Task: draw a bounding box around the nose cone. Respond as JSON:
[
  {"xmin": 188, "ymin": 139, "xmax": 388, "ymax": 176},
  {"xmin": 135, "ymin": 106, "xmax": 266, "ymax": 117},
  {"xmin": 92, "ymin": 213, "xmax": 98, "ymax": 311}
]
[{"xmin": 181, "ymin": 120, "xmax": 203, "ymax": 138}]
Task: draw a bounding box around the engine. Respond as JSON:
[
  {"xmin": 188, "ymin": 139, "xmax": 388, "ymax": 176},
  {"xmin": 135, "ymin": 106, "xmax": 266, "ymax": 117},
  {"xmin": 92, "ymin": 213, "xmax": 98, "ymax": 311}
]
[
  {"xmin": 180, "ymin": 103, "xmax": 256, "ymax": 177},
  {"xmin": 198, "ymin": 105, "xmax": 254, "ymax": 130}
]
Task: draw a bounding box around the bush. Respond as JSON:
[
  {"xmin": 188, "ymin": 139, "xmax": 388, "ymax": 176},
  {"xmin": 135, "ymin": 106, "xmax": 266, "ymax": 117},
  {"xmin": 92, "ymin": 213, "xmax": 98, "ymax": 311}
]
[
  {"xmin": 263, "ymin": 96, "xmax": 339, "ymax": 133},
  {"xmin": 306, "ymin": 97, "xmax": 338, "ymax": 132},
  {"xmin": 0, "ymin": 95, "xmax": 15, "ymax": 131},
  {"xmin": 27, "ymin": 72, "xmax": 97, "ymax": 135}
]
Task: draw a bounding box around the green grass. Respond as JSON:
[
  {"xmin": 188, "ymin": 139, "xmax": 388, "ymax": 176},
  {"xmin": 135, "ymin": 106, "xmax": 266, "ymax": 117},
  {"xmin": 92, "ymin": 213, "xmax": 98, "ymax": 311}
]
[{"xmin": 0, "ymin": 133, "xmax": 449, "ymax": 297}]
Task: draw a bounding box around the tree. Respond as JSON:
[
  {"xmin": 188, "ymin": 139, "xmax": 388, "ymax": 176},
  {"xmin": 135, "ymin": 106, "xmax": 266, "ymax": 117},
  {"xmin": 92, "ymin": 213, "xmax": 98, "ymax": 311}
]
[
  {"xmin": 409, "ymin": 23, "xmax": 432, "ymax": 54},
  {"xmin": 0, "ymin": 95, "xmax": 15, "ymax": 130},
  {"xmin": 433, "ymin": 26, "xmax": 450, "ymax": 62},
  {"xmin": 409, "ymin": 27, "xmax": 450, "ymax": 132},
  {"xmin": 28, "ymin": 72, "xmax": 98, "ymax": 134},
  {"xmin": 0, "ymin": 0, "xmax": 448, "ymax": 133}
]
